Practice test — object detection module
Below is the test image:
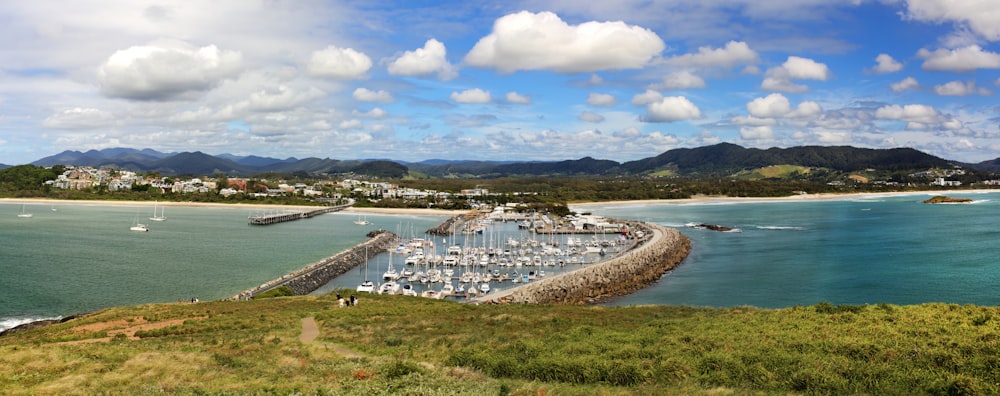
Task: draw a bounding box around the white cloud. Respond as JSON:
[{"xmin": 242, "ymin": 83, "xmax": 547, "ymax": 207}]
[
  {"xmin": 42, "ymin": 107, "xmax": 115, "ymax": 129},
  {"xmin": 933, "ymin": 80, "xmax": 992, "ymax": 96},
  {"xmin": 788, "ymin": 101, "xmax": 823, "ymax": 118},
  {"xmin": 338, "ymin": 119, "xmax": 363, "ymax": 130},
  {"xmin": 630, "ymin": 89, "xmax": 663, "ymax": 106},
  {"xmin": 740, "ymin": 125, "xmax": 774, "ymax": 141},
  {"xmin": 352, "ymin": 107, "xmax": 387, "ymax": 119},
  {"xmin": 464, "ymin": 11, "xmax": 665, "ymax": 73},
  {"xmin": 901, "ymin": 0, "xmax": 1000, "ymax": 41},
  {"xmin": 760, "ymin": 56, "xmax": 830, "ymax": 93},
  {"xmin": 98, "ymin": 42, "xmax": 243, "ymax": 100},
  {"xmin": 871, "ymin": 53, "xmax": 903, "ymax": 73},
  {"xmin": 747, "ymin": 93, "xmax": 791, "ymax": 118},
  {"xmin": 387, "ymin": 39, "xmax": 456, "ymax": 80},
  {"xmin": 587, "ymin": 93, "xmax": 617, "ymax": 107},
  {"xmin": 874, "ymin": 104, "xmax": 942, "ymax": 124},
  {"xmin": 244, "ymin": 85, "xmax": 325, "ymax": 112},
  {"xmin": 730, "ymin": 115, "xmax": 777, "ymax": 126},
  {"xmin": 665, "ymin": 41, "xmax": 758, "ymax": 68},
  {"xmin": 450, "ymin": 88, "xmax": 491, "ymax": 103},
  {"xmin": 644, "ymin": 96, "xmax": 702, "ymax": 122},
  {"xmin": 353, "ymin": 88, "xmax": 394, "ymax": 103},
  {"xmin": 307, "ymin": 46, "xmax": 372, "ymax": 79},
  {"xmin": 891, "ymin": 76, "xmax": 920, "ymax": 92},
  {"xmin": 578, "ymin": 111, "xmax": 605, "ymax": 123},
  {"xmin": 505, "ymin": 92, "xmax": 531, "ymax": 104},
  {"xmin": 782, "ymin": 56, "xmax": 832, "ymax": 80},
  {"xmin": 652, "ymin": 70, "xmax": 705, "ymax": 90},
  {"xmin": 917, "ymin": 45, "xmax": 1000, "ymax": 72}
]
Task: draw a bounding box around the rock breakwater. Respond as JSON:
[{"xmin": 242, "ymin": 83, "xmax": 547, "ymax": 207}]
[
  {"xmin": 236, "ymin": 229, "xmax": 400, "ymax": 298},
  {"xmin": 489, "ymin": 222, "xmax": 691, "ymax": 305}
]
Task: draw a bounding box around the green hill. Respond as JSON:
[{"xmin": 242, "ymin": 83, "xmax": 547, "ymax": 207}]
[{"xmin": 3, "ymin": 294, "xmax": 998, "ymax": 395}]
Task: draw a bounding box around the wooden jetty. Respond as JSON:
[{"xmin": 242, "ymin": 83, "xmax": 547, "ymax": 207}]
[{"xmin": 248, "ymin": 204, "xmax": 350, "ymax": 225}]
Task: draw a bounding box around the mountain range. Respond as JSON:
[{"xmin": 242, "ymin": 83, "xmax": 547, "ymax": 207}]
[{"xmin": 10, "ymin": 143, "xmax": 996, "ymax": 178}]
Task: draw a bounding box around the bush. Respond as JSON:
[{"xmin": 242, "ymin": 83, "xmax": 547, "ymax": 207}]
[{"xmin": 255, "ymin": 286, "xmax": 295, "ymax": 299}]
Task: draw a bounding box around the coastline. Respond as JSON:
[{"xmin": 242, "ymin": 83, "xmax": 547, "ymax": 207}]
[
  {"xmin": 0, "ymin": 198, "xmax": 462, "ymax": 216},
  {"xmin": 569, "ymin": 189, "xmax": 1000, "ymax": 208}
]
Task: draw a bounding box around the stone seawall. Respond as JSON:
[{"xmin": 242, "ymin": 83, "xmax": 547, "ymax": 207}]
[
  {"xmin": 497, "ymin": 222, "xmax": 691, "ymax": 305},
  {"xmin": 236, "ymin": 230, "xmax": 400, "ymax": 298}
]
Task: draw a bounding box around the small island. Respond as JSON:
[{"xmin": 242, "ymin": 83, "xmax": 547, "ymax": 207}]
[{"xmin": 922, "ymin": 195, "xmax": 974, "ymax": 204}]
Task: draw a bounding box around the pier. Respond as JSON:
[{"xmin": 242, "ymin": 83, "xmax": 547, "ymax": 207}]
[
  {"xmin": 248, "ymin": 204, "xmax": 350, "ymax": 225},
  {"xmin": 233, "ymin": 230, "xmax": 401, "ymax": 299}
]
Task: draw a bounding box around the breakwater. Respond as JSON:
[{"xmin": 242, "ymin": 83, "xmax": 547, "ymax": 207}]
[
  {"xmin": 234, "ymin": 229, "xmax": 400, "ymax": 298},
  {"xmin": 483, "ymin": 222, "xmax": 691, "ymax": 304},
  {"xmin": 247, "ymin": 204, "xmax": 350, "ymax": 225}
]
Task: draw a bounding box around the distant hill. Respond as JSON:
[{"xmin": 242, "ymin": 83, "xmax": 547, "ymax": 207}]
[
  {"xmin": 24, "ymin": 143, "xmax": 969, "ymax": 178},
  {"xmin": 0, "ymin": 164, "xmax": 9, "ymax": 170},
  {"xmin": 619, "ymin": 143, "xmax": 955, "ymax": 176}
]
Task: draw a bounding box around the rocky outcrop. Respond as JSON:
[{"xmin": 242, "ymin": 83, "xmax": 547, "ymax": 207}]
[
  {"xmin": 495, "ymin": 222, "xmax": 691, "ymax": 305},
  {"xmin": 923, "ymin": 195, "xmax": 973, "ymax": 204}
]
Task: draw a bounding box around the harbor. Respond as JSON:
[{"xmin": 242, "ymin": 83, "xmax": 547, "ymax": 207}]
[{"xmin": 310, "ymin": 209, "xmax": 672, "ymax": 302}]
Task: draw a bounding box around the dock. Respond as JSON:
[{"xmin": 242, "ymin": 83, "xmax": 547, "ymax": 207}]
[{"xmin": 248, "ymin": 204, "xmax": 350, "ymax": 225}]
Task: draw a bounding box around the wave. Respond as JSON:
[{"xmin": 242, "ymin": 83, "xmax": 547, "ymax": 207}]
[
  {"xmin": 1, "ymin": 316, "xmax": 62, "ymax": 333},
  {"xmin": 755, "ymin": 225, "xmax": 806, "ymax": 231}
]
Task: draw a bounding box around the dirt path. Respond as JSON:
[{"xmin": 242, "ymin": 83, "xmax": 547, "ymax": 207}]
[
  {"xmin": 300, "ymin": 317, "xmax": 319, "ymax": 343},
  {"xmin": 300, "ymin": 316, "xmax": 364, "ymax": 358}
]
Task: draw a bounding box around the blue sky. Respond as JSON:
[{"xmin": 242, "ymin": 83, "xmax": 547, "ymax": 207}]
[{"xmin": 2, "ymin": 0, "xmax": 1000, "ymax": 165}]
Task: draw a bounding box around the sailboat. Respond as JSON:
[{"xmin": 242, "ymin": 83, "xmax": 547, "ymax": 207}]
[
  {"xmin": 17, "ymin": 204, "xmax": 32, "ymax": 218},
  {"xmin": 357, "ymin": 246, "xmax": 375, "ymax": 293},
  {"xmin": 130, "ymin": 208, "xmax": 149, "ymax": 232},
  {"xmin": 353, "ymin": 214, "xmax": 370, "ymax": 225},
  {"xmin": 149, "ymin": 201, "xmax": 167, "ymax": 222}
]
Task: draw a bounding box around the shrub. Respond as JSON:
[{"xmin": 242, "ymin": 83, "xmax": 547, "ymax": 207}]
[{"xmin": 255, "ymin": 286, "xmax": 295, "ymax": 299}]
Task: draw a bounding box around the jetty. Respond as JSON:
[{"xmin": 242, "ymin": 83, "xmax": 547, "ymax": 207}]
[
  {"xmin": 248, "ymin": 204, "xmax": 350, "ymax": 225},
  {"xmin": 232, "ymin": 229, "xmax": 401, "ymax": 299}
]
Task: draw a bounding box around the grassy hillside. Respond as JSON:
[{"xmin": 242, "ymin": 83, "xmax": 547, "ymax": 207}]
[
  {"xmin": 3, "ymin": 293, "xmax": 999, "ymax": 395},
  {"xmin": 732, "ymin": 165, "xmax": 813, "ymax": 180}
]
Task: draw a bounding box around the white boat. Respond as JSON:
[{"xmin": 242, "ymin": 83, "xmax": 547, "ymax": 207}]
[
  {"xmin": 357, "ymin": 246, "xmax": 375, "ymax": 292},
  {"xmin": 17, "ymin": 204, "xmax": 32, "ymax": 218},
  {"xmin": 478, "ymin": 282, "xmax": 490, "ymax": 294},
  {"xmin": 400, "ymin": 283, "xmax": 418, "ymax": 297},
  {"xmin": 149, "ymin": 201, "xmax": 167, "ymax": 222},
  {"xmin": 356, "ymin": 280, "xmax": 375, "ymax": 293},
  {"xmin": 441, "ymin": 283, "xmax": 455, "ymax": 296},
  {"xmin": 379, "ymin": 281, "xmax": 399, "ymax": 295},
  {"xmin": 382, "ymin": 267, "xmax": 398, "ymax": 281},
  {"xmin": 353, "ymin": 214, "xmax": 370, "ymax": 225},
  {"xmin": 130, "ymin": 208, "xmax": 148, "ymax": 232}
]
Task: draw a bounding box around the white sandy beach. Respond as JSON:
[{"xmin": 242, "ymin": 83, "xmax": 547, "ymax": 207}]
[
  {"xmin": 5, "ymin": 188, "xmax": 997, "ymax": 214},
  {"xmin": 568, "ymin": 189, "xmax": 1000, "ymax": 208},
  {"xmin": 0, "ymin": 197, "xmax": 465, "ymax": 216}
]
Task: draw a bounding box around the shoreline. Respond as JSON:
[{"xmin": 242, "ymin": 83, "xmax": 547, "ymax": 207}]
[
  {"xmin": 568, "ymin": 189, "xmax": 1000, "ymax": 208},
  {"xmin": 0, "ymin": 198, "xmax": 462, "ymax": 216}
]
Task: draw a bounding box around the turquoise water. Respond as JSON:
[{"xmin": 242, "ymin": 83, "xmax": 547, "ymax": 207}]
[
  {"xmin": 5, "ymin": 192, "xmax": 1000, "ymax": 331},
  {"xmin": 0, "ymin": 202, "xmax": 444, "ymax": 330},
  {"xmin": 585, "ymin": 191, "xmax": 1000, "ymax": 308}
]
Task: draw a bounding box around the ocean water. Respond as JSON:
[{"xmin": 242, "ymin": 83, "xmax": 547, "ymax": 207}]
[
  {"xmin": 0, "ymin": 202, "xmax": 445, "ymax": 331},
  {"xmin": 4, "ymin": 192, "xmax": 1000, "ymax": 331},
  {"xmin": 585, "ymin": 191, "xmax": 1000, "ymax": 308}
]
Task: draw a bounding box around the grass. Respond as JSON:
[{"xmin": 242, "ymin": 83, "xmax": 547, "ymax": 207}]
[
  {"xmin": 733, "ymin": 165, "xmax": 812, "ymax": 180},
  {"xmin": 3, "ymin": 293, "xmax": 1000, "ymax": 394}
]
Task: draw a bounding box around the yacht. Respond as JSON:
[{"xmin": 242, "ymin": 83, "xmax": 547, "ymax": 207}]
[
  {"xmin": 356, "ymin": 280, "xmax": 375, "ymax": 293},
  {"xmin": 149, "ymin": 201, "xmax": 167, "ymax": 222},
  {"xmin": 17, "ymin": 204, "xmax": 33, "ymax": 218}
]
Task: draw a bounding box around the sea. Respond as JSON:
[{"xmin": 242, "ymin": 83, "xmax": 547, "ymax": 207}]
[{"xmin": 3, "ymin": 191, "xmax": 1000, "ymax": 331}]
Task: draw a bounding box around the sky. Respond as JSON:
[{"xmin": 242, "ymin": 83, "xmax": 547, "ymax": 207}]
[{"xmin": 2, "ymin": 0, "xmax": 1000, "ymax": 166}]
